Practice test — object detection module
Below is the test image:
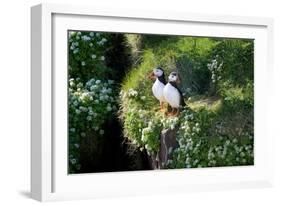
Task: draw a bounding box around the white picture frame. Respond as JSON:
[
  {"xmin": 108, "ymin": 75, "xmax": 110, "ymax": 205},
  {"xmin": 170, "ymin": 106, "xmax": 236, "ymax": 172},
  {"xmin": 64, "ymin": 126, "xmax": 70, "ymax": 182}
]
[{"xmin": 31, "ymin": 3, "xmax": 274, "ymax": 202}]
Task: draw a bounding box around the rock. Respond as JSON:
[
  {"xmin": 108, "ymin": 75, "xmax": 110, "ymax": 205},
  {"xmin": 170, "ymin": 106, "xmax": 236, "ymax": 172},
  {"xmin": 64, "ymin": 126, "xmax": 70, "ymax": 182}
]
[
  {"xmin": 159, "ymin": 128, "xmax": 179, "ymax": 168},
  {"xmin": 146, "ymin": 128, "xmax": 179, "ymax": 170},
  {"xmin": 147, "ymin": 152, "xmax": 160, "ymax": 169}
]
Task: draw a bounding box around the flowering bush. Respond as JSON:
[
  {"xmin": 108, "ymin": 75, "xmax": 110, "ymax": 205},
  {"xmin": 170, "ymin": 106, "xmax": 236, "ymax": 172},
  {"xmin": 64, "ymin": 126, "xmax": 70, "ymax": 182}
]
[
  {"xmin": 68, "ymin": 77, "xmax": 117, "ymax": 173},
  {"xmin": 166, "ymin": 109, "xmax": 254, "ymax": 169},
  {"xmin": 120, "ymin": 86, "xmax": 254, "ymax": 169},
  {"xmin": 207, "ymin": 56, "xmax": 223, "ymax": 84},
  {"xmin": 141, "ymin": 119, "xmax": 162, "ymax": 155},
  {"xmin": 68, "ymin": 31, "xmax": 112, "ymax": 81},
  {"xmin": 207, "ymin": 56, "xmax": 223, "ymax": 94}
]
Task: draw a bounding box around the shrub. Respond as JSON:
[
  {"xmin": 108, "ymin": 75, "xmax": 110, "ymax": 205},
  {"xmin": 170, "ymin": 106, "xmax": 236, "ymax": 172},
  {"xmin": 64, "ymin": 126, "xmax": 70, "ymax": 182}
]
[
  {"xmin": 166, "ymin": 109, "xmax": 254, "ymax": 169},
  {"xmin": 211, "ymin": 39, "xmax": 254, "ymax": 89},
  {"xmin": 68, "ymin": 31, "xmax": 113, "ymax": 82},
  {"xmin": 68, "ymin": 77, "xmax": 117, "ymax": 173}
]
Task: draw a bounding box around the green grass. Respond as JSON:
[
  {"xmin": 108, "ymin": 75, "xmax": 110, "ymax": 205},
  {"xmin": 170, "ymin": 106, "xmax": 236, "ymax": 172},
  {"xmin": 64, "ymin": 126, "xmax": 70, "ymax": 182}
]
[
  {"xmin": 121, "ymin": 50, "xmax": 156, "ymax": 91},
  {"xmin": 119, "ymin": 34, "xmax": 254, "ymax": 169},
  {"xmin": 187, "ymin": 95, "xmax": 222, "ymax": 112}
]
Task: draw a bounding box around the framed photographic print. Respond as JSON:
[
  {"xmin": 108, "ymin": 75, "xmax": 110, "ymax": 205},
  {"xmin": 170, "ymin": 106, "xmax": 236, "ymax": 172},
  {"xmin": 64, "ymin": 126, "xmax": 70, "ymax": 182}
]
[{"xmin": 31, "ymin": 3, "xmax": 274, "ymax": 201}]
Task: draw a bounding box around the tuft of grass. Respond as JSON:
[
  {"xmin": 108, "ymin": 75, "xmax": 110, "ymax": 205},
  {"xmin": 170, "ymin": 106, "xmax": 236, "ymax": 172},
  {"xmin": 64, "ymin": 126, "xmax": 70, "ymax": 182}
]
[
  {"xmin": 121, "ymin": 50, "xmax": 156, "ymax": 92},
  {"xmin": 187, "ymin": 95, "xmax": 222, "ymax": 112}
]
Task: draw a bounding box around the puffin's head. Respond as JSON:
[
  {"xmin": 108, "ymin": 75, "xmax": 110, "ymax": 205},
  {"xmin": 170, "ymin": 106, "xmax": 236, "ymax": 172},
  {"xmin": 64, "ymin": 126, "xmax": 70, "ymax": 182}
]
[
  {"xmin": 168, "ymin": 72, "xmax": 181, "ymax": 84},
  {"xmin": 149, "ymin": 67, "xmax": 164, "ymax": 80}
]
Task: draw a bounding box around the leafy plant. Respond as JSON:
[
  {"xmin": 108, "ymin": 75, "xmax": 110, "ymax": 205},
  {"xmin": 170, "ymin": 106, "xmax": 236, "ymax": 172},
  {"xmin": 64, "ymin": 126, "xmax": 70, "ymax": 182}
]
[
  {"xmin": 68, "ymin": 31, "xmax": 113, "ymax": 82},
  {"xmin": 68, "ymin": 77, "xmax": 117, "ymax": 173}
]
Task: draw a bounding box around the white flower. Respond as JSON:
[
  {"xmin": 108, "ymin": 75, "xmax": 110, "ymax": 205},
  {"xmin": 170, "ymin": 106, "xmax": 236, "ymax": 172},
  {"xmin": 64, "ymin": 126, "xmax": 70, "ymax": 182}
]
[
  {"xmin": 95, "ymin": 80, "xmax": 101, "ymax": 84},
  {"xmin": 81, "ymin": 35, "xmax": 91, "ymax": 41},
  {"xmin": 81, "ymin": 61, "xmax": 86, "ymax": 66},
  {"xmin": 80, "ymin": 93, "xmax": 90, "ymax": 101},
  {"xmin": 107, "ymin": 88, "xmax": 112, "ymax": 93},
  {"xmin": 89, "ymin": 32, "xmax": 94, "ymax": 37},
  {"xmin": 101, "ymin": 38, "xmax": 107, "ymax": 42},
  {"xmin": 89, "ymin": 43, "xmax": 93, "ymax": 47},
  {"xmin": 77, "ymin": 82, "xmax": 83, "ymax": 88},
  {"xmin": 90, "ymin": 86, "xmax": 95, "ymax": 91},
  {"xmin": 101, "ymin": 87, "xmax": 107, "ymax": 94},
  {"xmin": 103, "ymin": 95, "xmax": 109, "ymax": 100},
  {"xmin": 70, "ymin": 159, "xmax": 77, "ymax": 164},
  {"xmin": 99, "ymin": 96, "xmax": 104, "ymax": 101},
  {"xmin": 69, "ymin": 81, "xmax": 75, "ymax": 87},
  {"xmin": 79, "ymin": 106, "xmax": 88, "ymax": 112},
  {"xmin": 69, "ymin": 31, "xmax": 76, "ymax": 37},
  {"xmin": 91, "ymin": 54, "xmax": 97, "ymax": 59},
  {"xmin": 70, "ymin": 128, "xmax": 75, "ymax": 132},
  {"xmin": 108, "ymin": 80, "xmax": 114, "ymax": 84},
  {"xmin": 100, "ymin": 56, "xmax": 105, "ymax": 61},
  {"xmin": 99, "ymin": 130, "xmax": 104, "ymax": 135},
  {"xmin": 106, "ymin": 106, "xmax": 112, "ymax": 111},
  {"xmin": 87, "ymin": 116, "xmax": 92, "ymax": 121},
  {"xmin": 233, "ymin": 138, "xmax": 238, "ymax": 143},
  {"xmin": 128, "ymin": 89, "xmax": 138, "ymax": 97}
]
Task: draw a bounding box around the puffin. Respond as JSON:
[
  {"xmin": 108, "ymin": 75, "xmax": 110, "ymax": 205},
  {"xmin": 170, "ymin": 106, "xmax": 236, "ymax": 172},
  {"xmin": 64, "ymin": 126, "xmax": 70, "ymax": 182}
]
[
  {"xmin": 149, "ymin": 67, "xmax": 167, "ymax": 110},
  {"xmin": 163, "ymin": 72, "xmax": 185, "ymax": 116}
]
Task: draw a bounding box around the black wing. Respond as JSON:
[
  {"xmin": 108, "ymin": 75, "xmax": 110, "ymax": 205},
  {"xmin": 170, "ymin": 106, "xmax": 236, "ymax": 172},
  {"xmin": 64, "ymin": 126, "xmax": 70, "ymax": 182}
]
[
  {"xmin": 176, "ymin": 87, "xmax": 186, "ymax": 107},
  {"xmin": 170, "ymin": 82, "xmax": 186, "ymax": 107}
]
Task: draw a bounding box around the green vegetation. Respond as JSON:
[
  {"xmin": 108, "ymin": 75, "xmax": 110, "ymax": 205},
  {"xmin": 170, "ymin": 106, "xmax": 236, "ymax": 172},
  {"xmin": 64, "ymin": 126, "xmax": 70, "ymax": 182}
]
[
  {"xmin": 68, "ymin": 31, "xmax": 121, "ymax": 173},
  {"xmin": 120, "ymin": 35, "xmax": 254, "ymax": 168},
  {"xmin": 68, "ymin": 31, "xmax": 254, "ymax": 173}
]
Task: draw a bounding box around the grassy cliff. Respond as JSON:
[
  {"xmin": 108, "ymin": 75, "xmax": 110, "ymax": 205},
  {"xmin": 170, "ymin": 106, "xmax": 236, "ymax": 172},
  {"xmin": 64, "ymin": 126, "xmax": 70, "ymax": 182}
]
[{"xmin": 119, "ymin": 34, "xmax": 254, "ymax": 168}]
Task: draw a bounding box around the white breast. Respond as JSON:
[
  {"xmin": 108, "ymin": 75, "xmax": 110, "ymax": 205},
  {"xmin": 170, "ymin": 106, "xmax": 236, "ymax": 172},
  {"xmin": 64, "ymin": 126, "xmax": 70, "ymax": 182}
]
[
  {"xmin": 163, "ymin": 83, "xmax": 180, "ymax": 108},
  {"xmin": 152, "ymin": 79, "xmax": 166, "ymax": 102}
]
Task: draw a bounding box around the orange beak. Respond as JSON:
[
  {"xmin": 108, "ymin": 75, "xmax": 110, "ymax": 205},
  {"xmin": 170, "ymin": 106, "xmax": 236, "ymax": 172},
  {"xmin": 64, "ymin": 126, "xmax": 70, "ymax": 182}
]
[{"xmin": 148, "ymin": 71, "xmax": 156, "ymax": 80}]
